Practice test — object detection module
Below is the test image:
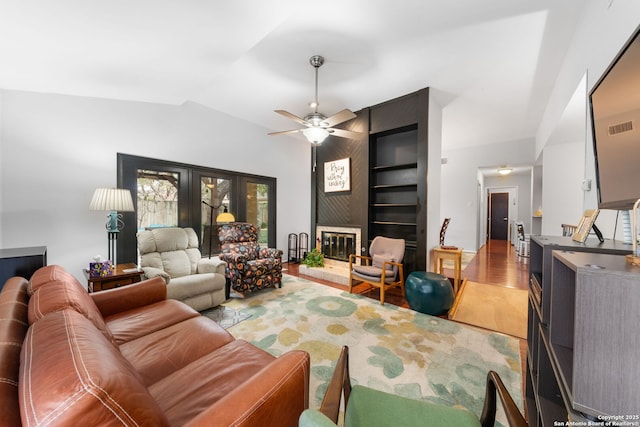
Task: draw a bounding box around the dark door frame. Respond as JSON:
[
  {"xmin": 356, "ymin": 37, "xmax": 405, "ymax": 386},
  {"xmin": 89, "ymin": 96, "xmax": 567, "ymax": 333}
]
[{"xmin": 117, "ymin": 153, "xmax": 277, "ymax": 265}]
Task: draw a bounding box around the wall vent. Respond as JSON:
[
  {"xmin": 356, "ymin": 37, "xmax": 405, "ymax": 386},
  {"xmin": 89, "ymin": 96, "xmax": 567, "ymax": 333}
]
[{"xmin": 608, "ymin": 121, "xmax": 633, "ymax": 135}]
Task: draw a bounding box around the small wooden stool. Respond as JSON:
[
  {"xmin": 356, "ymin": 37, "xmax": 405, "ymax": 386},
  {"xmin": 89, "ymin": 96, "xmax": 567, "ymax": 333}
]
[{"xmin": 432, "ymin": 247, "xmax": 463, "ymax": 294}]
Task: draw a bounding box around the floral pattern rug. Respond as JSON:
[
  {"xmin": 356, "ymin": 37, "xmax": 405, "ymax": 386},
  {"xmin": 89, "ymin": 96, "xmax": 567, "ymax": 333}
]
[{"xmin": 224, "ymin": 274, "xmax": 522, "ymax": 426}]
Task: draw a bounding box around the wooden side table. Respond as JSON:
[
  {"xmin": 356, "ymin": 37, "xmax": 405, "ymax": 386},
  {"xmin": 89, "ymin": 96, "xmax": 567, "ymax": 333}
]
[
  {"xmin": 432, "ymin": 247, "xmax": 463, "ymax": 294},
  {"xmin": 84, "ymin": 263, "xmax": 143, "ymax": 293}
]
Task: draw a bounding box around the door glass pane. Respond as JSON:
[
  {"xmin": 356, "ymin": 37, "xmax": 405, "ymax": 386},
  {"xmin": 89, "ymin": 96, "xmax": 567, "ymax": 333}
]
[
  {"xmin": 136, "ymin": 170, "xmax": 179, "ymax": 231},
  {"xmin": 246, "ymin": 182, "xmax": 269, "ymax": 244},
  {"xmin": 201, "ymin": 176, "xmax": 232, "ymax": 256}
]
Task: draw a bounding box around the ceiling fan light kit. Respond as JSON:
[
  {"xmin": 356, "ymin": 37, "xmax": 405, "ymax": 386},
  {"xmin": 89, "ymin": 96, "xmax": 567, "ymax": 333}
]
[
  {"xmin": 269, "ymin": 55, "xmax": 358, "ymax": 145},
  {"xmin": 302, "ymin": 127, "xmax": 330, "ymax": 145}
]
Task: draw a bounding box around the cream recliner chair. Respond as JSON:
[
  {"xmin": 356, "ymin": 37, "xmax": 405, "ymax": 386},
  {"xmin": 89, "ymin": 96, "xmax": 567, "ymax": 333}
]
[{"xmin": 137, "ymin": 227, "xmax": 226, "ymax": 311}]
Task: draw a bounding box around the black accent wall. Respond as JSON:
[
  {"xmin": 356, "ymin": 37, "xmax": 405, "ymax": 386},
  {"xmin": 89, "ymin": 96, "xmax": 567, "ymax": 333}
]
[{"xmin": 312, "ymin": 88, "xmax": 430, "ymax": 274}]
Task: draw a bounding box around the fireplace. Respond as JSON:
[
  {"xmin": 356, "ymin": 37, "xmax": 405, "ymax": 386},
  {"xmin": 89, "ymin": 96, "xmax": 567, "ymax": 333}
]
[
  {"xmin": 322, "ymin": 231, "xmax": 356, "ymax": 262},
  {"xmin": 315, "ymin": 226, "xmax": 362, "ymax": 263}
]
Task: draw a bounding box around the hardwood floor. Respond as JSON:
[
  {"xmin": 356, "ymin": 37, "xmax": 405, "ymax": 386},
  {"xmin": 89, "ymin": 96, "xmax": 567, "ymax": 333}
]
[
  {"xmin": 462, "ymin": 239, "xmax": 529, "ymax": 290},
  {"xmin": 283, "ymin": 239, "xmax": 529, "ymax": 409}
]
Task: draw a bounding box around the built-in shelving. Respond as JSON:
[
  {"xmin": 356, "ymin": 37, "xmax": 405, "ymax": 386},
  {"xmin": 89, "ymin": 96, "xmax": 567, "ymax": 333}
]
[
  {"xmin": 368, "ymin": 124, "xmax": 420, "ymax": 275},
  {"xmin": 371, "ymin": 162, "xmax": 418, "ymax": 171},
  {"xmin": 371, "ymin": 184, "xmax": 417, "ymax": 189},
  {"xmin": 371, "ymin": 221, "xmax": 417, "ymax": 226},
  {"xmin": 371, "ymin": 203, "xmax": 417, "ymax": 207}
]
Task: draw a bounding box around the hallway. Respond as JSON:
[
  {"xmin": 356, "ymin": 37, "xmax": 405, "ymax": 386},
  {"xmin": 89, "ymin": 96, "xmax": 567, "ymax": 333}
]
[{"xmin": 462, "ymin": 239, "xmax": 529, "ymax": 290}]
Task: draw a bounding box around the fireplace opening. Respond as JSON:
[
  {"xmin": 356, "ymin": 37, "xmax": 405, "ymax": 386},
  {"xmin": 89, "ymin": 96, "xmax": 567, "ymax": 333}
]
[{"xmin": 322, "ymin": 231, "xmax": 356, "ymax": 262}]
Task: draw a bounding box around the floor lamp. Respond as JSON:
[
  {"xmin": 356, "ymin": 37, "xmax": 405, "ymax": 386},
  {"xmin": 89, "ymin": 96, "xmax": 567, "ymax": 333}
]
[
  {"xmin": 202, "ymin": 201, "xmax": 235, "ymax": 258},
  {"xmin": 90, "ymin": 188, "xmax": 135, "ymax": 265}
]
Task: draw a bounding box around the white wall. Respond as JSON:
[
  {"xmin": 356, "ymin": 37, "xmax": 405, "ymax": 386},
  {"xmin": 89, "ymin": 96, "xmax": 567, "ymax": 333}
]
[
  {"xmin": 442, "ymin": 2, "xmax": 640, "ymax": 250},
  {"xmin": 536, "ymin": 0, "xmax": 640, "ymax": 238},
  {"xmin": 0, "ymin": 90, "xmax": 310, "ymax": 281},
  {"xmin": 536, "ymin": 1, "xmax": 640, "ymax": 158},
  {"xmin": 541, "ymin": 142, "xmax": 585, "ymax": 235},
  {"xmin": 441, "ymin": 138, "xmax": 534, "ymax": 251}
]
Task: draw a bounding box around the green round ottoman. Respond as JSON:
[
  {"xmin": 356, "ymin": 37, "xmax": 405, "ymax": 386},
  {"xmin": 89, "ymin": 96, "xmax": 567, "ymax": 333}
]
[{"xmin": 405, "ymin": 271, "xmax": 454, "ymax": 316}]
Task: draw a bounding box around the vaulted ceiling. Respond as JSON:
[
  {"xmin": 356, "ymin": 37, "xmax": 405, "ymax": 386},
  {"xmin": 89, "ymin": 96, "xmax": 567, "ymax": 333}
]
[{"xmin": 0, "ymin": 0, "xmax": 585, "ymax": 150}]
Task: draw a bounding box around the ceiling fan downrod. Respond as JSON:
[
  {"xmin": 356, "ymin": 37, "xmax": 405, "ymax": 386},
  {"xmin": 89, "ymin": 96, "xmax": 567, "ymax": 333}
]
[{"xmin": 310, "ymin": 55, "xmax": 324, "ymax": 113}]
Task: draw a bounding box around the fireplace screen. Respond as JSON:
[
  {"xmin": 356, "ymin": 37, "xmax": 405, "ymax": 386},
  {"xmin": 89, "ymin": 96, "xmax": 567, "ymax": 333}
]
[{"xmin": 322, "ymin": 231, "xmax": 356, "ymax": 262}]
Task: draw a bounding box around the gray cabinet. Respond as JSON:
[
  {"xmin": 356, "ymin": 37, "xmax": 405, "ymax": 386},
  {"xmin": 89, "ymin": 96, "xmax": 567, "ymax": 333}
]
[
  {"xmin": 550, "ymin": 252, "xmax": 640, "ymax": 417},
  {"xmin": 526, "ymin": 236, "xmax": 634, "ymax": 425}
]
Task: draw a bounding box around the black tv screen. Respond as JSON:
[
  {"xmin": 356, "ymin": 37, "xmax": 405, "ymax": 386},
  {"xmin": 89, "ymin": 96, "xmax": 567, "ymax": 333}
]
[{"xmin": 589, "ymin": 26, "xmax": 640, "ymax": 210}]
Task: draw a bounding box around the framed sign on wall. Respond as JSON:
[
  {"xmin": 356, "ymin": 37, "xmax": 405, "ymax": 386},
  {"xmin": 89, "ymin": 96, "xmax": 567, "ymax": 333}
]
[{"xmin": 324, "ymin": 158, "xmax": 351, "ymax": 193}]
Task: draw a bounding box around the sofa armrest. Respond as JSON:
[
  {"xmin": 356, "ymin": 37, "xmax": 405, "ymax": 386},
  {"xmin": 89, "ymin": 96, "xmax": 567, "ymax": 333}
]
[
  {"xmin": 141, "ymin": 266, "xmax": 171, "ymax": 284},
  {"xmin": 90, "ymin": 277, "xmax": 167, "ymax": 318},
  {"xmin": 185, "ymin": 350, "xmax": 310, "ymax": 427},
  {"xmin": 258, "ymin": 247, "xmax": 283, "ymax": 259},
  {"xmin": 197, "ymin": 256, "xmax": 226, "ymax": 275}
]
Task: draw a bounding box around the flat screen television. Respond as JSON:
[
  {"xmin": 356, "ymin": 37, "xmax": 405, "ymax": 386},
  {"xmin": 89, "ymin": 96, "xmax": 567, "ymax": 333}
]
[{"xmin": 589, "ymin": 26, "xmax": 640, "ymax": 210}]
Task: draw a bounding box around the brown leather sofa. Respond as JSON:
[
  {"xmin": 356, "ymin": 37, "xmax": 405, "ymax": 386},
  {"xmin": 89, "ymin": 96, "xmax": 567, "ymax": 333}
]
[{"xmin": 0, "ymin": 265, "xmax": 310, "ymax": 427}]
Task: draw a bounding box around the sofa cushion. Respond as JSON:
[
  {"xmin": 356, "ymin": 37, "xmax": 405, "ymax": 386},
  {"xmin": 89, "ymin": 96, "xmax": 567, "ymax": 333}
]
[
  {"xmin": 372, "ymin": 254, "xmax": 396, "ymax": 271},
  {"xmin": 20, "ymin": 309, "xmax": 170, "ymax": 427},
  {"xmin": 120, "ymin": 316, "xmax": 235, "ymax": 386},
  {"xmin": 160, "ymin": 250, "xmax": 192, "ymax": 278},
  {"xmin": 138, "ymin": 229, "xmax": 205, "ymax": 278},
  {"xmin": 104, "ymin": 299, "xmax": 199, "ymax": 344},
  {"xmin": 149, "ymin": 339, "xmax": 276, "ymax": 426},
  {"xmin": 28, "ymin": 278, "xmax": 116, "ymax": 345},
  {"xmin": 28, "ymin": 264, "xmax": 82, "ymax": 295},
  {"xmin": 221, "ymin": 242, "xmax": 258, "ymax": 260}
]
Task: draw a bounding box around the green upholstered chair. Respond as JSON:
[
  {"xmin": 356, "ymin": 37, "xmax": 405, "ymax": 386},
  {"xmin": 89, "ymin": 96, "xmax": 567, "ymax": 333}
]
[{"xmin": 299, "ymin": 346, "xmax": 527, "ymax": 427}]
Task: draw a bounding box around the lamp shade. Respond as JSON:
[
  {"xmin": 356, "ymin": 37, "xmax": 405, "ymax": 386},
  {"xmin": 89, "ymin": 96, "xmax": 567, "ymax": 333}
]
[
  {"xmin": 89, "ymin": 188, "xmax": 135, "ymax": 212},
  {"xmin": 216, "ymin": 205, "xmax": 235, "ymax": 223}
]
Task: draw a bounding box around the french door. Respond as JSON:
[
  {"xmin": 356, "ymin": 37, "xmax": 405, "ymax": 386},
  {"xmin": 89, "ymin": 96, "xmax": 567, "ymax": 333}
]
[
  {"xmin": 240, "ymin": 177, "xmax": 275, "ymax": 246},
  {"xmin": 117, "ymin": 154, "xmax": 276, "ymax": 264}
]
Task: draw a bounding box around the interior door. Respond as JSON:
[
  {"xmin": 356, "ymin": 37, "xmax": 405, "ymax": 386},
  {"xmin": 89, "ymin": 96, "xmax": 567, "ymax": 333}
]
[{"xmin": 488, "ymin": 192, "xmax": 509, "ymax": 240}]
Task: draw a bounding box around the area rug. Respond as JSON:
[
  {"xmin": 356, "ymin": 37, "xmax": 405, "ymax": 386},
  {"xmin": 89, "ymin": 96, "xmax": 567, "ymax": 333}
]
[
  {"xmin": 201, "ymin": 305, "xmax": 251, "ymax": 329},
  {"xmin": 449, "ymin": 280, "xmax": 528, "ymax": 339},
  {"xmin": 224, "ymin": 274, "xmax": 522, "ymax": 426}
]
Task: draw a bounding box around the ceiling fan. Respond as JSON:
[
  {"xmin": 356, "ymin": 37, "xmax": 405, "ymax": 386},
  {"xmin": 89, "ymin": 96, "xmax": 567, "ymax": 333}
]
[{"xmin": 269, "ymin": 55, "xmax": 360, "ymax": 145}]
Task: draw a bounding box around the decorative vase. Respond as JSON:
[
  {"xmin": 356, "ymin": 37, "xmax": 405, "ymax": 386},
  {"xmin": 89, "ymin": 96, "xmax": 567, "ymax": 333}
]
[{"xmin": 405, "ymin": 271, "xmax": 454, "ymax": 316}]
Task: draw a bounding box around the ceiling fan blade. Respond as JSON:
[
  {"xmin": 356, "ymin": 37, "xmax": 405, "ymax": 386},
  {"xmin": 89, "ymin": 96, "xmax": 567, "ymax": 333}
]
[
  {"xmin": 274, "ymin": 110, "xmax": 309, "ymax": 126},
  {"xmin": 268, "ymin": 128, "xmax": 304, "ymax": 136},
  {"xmin": 327, "ymin": 128, "xmax": 362, "ymax": 139},
  {"xmin": 323, "ymin": 109, "xmax": 357, "ymax": 127}
]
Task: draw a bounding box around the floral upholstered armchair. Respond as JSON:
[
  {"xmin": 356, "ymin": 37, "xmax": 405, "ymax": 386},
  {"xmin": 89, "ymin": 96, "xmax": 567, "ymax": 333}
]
[{"xmin": 218, "ymin": 222, "xmax": 283, "ymax": 295}]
